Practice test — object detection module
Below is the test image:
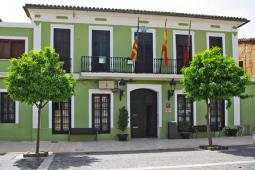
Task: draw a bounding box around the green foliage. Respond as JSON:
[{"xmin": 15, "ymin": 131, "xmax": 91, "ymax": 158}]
[
  {"xmin": 5, "ymin": 47, "xmax": 76, "ymax": 105},
  {"xmin": 117, "ymin": 106, "xmax": 129, "ymax": 132},
  {"xmin": 182, "ymin": 47, "xmax": 250, "ymax": 106}
]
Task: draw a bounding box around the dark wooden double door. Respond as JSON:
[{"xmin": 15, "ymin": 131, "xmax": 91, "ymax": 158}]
[
  {"xmin": 135, "ymin": 33, "xmax": 153, "ymax": 73},
  {"xmin": 53, "ymin": 28, "xmax": 71, "ymax": 73},
  {"xmin": 131, "ymin": 89, "xmax": 157, "ymax": 138}
]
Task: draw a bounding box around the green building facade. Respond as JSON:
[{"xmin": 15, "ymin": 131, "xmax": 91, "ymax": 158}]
[{"xmin": 0, "ymin": 4, "xmax": 254, "ymax": 141}]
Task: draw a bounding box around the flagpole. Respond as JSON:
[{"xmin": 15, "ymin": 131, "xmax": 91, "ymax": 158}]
[
  {"xmin": 159, "ymin": 18, "xmax": 167, "ymax": 73},
  {"xmin": 133, "ymin": 17, "xmax": 139, "ymax": 72}
]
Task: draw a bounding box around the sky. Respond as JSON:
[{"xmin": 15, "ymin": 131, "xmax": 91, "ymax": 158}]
[{"xmin": 0, "ymin": 0, "xmax": 253, "ymax": 38}]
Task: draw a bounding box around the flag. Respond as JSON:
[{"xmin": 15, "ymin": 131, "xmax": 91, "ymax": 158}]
[
  {"xmin": 162, "ymin": 19, "xmax": 168, "ymax": 66},
  {"xmin": 184, "ymin": 20, "xmax": 192, "ymax": 66},
  {"xmin": 131, "ymin": 34, "xmax": 139, "ymax": 61},
  {"xmin": 131, "ymin": 18, "xmax": 140, "ymax": 61}
]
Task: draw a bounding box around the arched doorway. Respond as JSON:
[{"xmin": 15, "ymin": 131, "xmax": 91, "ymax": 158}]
[{"xmin": 130, "ymin": 89, "xmax": 157, "ymax": 138}]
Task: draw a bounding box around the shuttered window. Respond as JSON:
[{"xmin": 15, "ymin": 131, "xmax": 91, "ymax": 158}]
[
  {"xmin": 0, "ymin": 39, "xmax": 25, "ymax": 59},
  {"xmin": 0, "ymin": 92, "xmax": 15, "ymax": 123}
]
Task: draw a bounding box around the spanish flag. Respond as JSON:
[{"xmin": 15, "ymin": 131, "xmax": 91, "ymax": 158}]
[{"xmin": 162, "ymin": 19, "xmax": 168, "ymax": 66}]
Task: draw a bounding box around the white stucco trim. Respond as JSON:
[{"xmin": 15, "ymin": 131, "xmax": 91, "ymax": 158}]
[
  {"xmin": 0, "ymin": 36, "xmax": 28, "ymax": 55},
  {"xmin": 48, "ymin": 96, "xmax": 75, "ymax": 129},
  {"xmin": 88, "ymin": 89, "xmax": 114, "ymax": 128},
  {"xmin": 33, "ymin": 23, "xmax": 41, "ymax": 50},
  {"xmin": 232, "ymin": 32, "xmax": 239, "ymax": 64},
  {"xmin": 28, "ymin": 9, "xmax": 240, "ymax": 32},
  {"xmin": 224, "ymin": 100, "xmax": 228, "ymax": 126},
  {"xmin": 80, "ymin": 72, "xmax": 183, "ymax": 81},
  {"xmin": 88, "ymin": 26, "xmax": 113, "ymax": 71},
  {"xmin": 0, "ymin": 22, "xmax": 34, "ymax": 28},
  {"xmin": 174, "ymin": 90, "xmax": 197, "ymax": 125},
  {"xmin": 131, "ymin": 28, "xmax": 156, "ymax": 72},
  {"xmin": 32, "ymin": 105, "xmax": 38, "ymax": 128},
  {"xmin": 127, "ymin": 84, "xmax": 162, "ymax": 138},
  {"xmin": 233, "ymin": 97, "xmax": 240, "ymax": 126},
  {"xmin": 50, "ymin": 24, "xmax": 74, "ymax": 72},
  {"xmin": 0, "ymin": 89, "xmax": 19, "ymax": 124},
  {"xmin": 206, "ymin": 32, "xmax": 226, "ymax": 56}
]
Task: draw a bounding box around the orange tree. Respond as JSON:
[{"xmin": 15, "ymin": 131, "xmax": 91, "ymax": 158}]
[
  {"xmin": 5, "ymin": 47, "xmax": 75, "ymax": 155},
  {"xmin": 182, "ymin": 47, "xmax": 250, "ymax": 146}
]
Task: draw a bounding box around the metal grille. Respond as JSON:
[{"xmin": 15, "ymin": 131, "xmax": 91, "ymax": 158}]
[
  {"xmin": 0, "ymin": 92, "xmax": 15, "ymax": 123},
  {"xmin": 92, "ymin": 94, "xmax": 110, "ymax": 133},
  {"xmin": 210, "ymin": 100, "xmax": 225, "ymax": 130},
  {"xmin": 177, "ymin": 94, "xmax": 193, "ymax": 127},
  {"xmin": 52, "ymin": 98, "xmax": 71, "ymax": 134}
]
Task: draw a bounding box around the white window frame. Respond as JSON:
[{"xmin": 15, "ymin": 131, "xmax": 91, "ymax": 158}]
[
  {"xmin": 0, "ymin": 36, "xmax": 28, "ymax": 61},
  {"xmin": 173, "ymin": 30, "xmax": 195, "ymax": 74},
  {"xmin": 50, "ymin": 24, "xmax": 74, "ymax": 72},
  {"xmin": 88, "ymin": 89, "xmax": 114, "ymax": 129},
  {"xmin": 174, "ymin": 90, "xmax": 196, "ymax": 126},
  {"xmin": 88, "ymin": 26, "xmax": 113, "ymax": 71},
  {"xmin": 48, "ymin": 96, "xmax": 75, "ymax": 129},
  {"xmin": 206, "ymin": 32, "xmax": 226, "ymax": 56},
  {"xmin": 0, "ymin": 89, "xmax": 19, "ymax": 124},
  {"xmin": 131, "ymin": 28, "xmax": 156, "ymax": 72}
]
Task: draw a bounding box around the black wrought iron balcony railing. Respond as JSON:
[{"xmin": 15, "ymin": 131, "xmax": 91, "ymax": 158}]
[{"xmin": 81, "ymin": 56, "xmax": 185, "ymax": 74}]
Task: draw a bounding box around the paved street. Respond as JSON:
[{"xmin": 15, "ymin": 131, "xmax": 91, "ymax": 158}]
[
  {"xmin": 0, "ymin": 136, "xmax": 252, "ymax": 153},
  {"xmin": 48, "ymin": 145, "xmax": 255, "ymax": 170}
]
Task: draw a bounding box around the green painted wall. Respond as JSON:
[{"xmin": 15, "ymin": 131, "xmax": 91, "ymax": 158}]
[
  {"xmin": 0, "ymin": 27, "xmax": 33, "ymax": 72},
  {"xmin": 0, "ymin": 79, "xmax": 33, "ymax": 140},
  {"xmin": 0, "ymin": 21, "xmax": 244, "ymax": 141}
]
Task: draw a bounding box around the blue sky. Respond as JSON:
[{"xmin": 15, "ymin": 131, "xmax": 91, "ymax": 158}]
[{"xmin": 0, "ymin": 0, "xmax": 253, "ymax": 38}]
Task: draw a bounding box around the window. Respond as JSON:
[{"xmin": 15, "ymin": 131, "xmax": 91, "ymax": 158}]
[
  {"xmin": 210, "ymin": 100, "xmax": 225, "ymax": 130},
  {"xmin": 239, "ymin": 61, "xmax": 244, "ymax": 68},
  {"xmin": 175, "ymin": 34, "xmax": 193, "ymax": 73},
  {"xmin": 0, "ymin": 92, "xmax": 15, "ymax": 123},
  {"xmin": 53, "ymin": 28, "xmax": 71, "ymax": 73},
  {"xmin": 0, "ymin": 39, "xmax": 25, "ymax": 59},
  {"xmin": 209, "ymin": 36, "xmax": 223, "ymax": 53},
  {"xmin": 92, "ymin": 94, "xmax": 110, "ymax": 133},
  {"xmin": 52, "ymin": 98, "xmax": 71, "ymax": 134},
  {"xmin": 177, "ymin": 94, "xmax": 193, "ymax": 128}
]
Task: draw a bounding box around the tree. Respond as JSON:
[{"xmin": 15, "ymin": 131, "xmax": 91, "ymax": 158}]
[
  {"xmin": 5, "ymin": 47, "xmax": 76, "ymax": 155},
  {"xmin": 182, "ymin": 47, "xmax": 250, "ymax": 146}
]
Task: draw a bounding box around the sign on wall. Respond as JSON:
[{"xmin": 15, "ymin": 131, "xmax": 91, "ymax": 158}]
[{"xmin": 165, "ymin": 103, "xmax": 171, "ymax": 113}]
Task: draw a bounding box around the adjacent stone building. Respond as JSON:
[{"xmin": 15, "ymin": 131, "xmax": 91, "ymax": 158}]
[{"xmin": 239, "ymin": 38, "xmax": 255, "ymax": 77}]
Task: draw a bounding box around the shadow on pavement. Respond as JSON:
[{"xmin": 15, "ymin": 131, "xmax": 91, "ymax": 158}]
[
  {"xmin": 49, "ymin": 153, "xmax": 100, "ymax": 169},
  {"xmin": 14, "ymin": 157, "xmax": 44, "ymax": 169},
  {"xmin": 220, "ymin": 145, "xmax": 255, "ymax": 158}
]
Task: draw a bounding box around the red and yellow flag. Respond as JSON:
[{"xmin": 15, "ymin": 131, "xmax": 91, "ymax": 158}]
[
  {"xmin": 131, "ymin": 35, "xmax": 139, "ymax": 61},
  {"xmin": 162, "ymin": 20, "xmax": 168, "ymax": 66}
]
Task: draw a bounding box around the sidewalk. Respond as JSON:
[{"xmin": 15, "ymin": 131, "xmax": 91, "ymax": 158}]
[{"xmin": 0, "ymin": 136, "xmax": 253, "ymax": 154}]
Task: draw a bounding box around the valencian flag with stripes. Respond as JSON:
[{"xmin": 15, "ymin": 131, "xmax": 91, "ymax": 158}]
[
  {"xmin": 184, "ymin": 20, "xmax": 192, "ymax": 65},
  {"xmin": 162, "ymin": 19, "xmax": 168, "ymax": 66},
  {"xmin": 131, "ymin": 17, "xmax": 140, "ymax": 61}
]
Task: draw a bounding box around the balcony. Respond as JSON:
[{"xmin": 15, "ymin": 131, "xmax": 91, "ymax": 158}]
[{"xmin": 81, "ymin": 56, "xmax": 185, "ymax": 75}]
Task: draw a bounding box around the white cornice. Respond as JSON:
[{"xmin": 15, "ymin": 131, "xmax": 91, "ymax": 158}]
[
  {"xmin": 80, "ymin": 72, "xmax": 183, "ymax": 81},
  {"xmin": 29, "ymin": 9, "xmax": 240, "ymax": 32},
  {"xmin": 0, "ymin": 22, "xmax": 34, "ymax": 28}
]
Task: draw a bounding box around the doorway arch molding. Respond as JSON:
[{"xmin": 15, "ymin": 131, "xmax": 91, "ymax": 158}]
[{"xmin": 127, "ymin": 84, "xmax": 162, "ymax": 138}]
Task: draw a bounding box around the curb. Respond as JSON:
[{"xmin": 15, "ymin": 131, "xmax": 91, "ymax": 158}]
[{"xmin": 38, "ymin": 152, "xmax": 55, "ymax": 170}]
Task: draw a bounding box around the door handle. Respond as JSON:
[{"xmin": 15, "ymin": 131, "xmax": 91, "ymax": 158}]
[{"xmin": 132, "ymin": 126, "xmax": 139, "ymax": 129}]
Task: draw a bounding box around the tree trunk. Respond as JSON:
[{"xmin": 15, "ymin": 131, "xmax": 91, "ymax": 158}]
[
  {"xmin": 35, "ymin": 106, "xmax": 41, "ymax": 156},
  {"xmin": 206, "ymin": 101, "xmax": 213, "ymax": 146}
]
